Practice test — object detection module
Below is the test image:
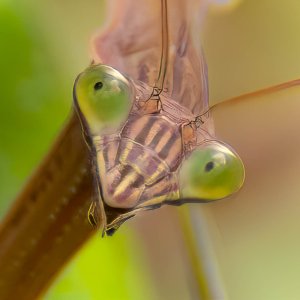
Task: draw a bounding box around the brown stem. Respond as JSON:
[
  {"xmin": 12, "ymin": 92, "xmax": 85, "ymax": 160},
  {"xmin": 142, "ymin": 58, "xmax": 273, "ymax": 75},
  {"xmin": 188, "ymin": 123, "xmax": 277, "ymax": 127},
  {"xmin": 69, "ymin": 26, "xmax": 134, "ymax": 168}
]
[{"xmin": 0, "ymin": 113, "xmax": 96, "ymax": 300}]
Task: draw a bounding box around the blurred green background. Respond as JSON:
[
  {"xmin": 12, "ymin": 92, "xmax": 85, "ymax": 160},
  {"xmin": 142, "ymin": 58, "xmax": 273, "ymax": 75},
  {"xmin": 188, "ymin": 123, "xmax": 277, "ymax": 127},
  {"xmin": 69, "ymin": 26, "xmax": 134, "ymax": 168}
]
[{"xmin": 1, "ymin": 0, "xmax": 300, "ymax": 299}]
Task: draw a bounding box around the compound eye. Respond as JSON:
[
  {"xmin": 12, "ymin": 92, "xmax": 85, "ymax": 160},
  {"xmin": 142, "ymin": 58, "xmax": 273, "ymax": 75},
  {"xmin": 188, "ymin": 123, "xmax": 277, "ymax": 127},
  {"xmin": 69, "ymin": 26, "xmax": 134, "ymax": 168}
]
[
  {"xmin": 73, "ymin": 64, "xmax": 133, "ymax": 134},
  {"xmin": 180, "ymin": 141, "xmax": 245, "ymax": 200}
]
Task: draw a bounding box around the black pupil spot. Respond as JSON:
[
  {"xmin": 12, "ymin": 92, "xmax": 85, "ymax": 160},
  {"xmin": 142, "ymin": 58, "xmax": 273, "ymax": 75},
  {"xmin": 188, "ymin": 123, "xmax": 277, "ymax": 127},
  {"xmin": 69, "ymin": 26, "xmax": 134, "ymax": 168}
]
[
  {"xmin": 205, "ymin": 161, "xmax": 214, "ymax": 172},
  {"xmin": 94, "ymin": 81, "xmax": 103, "ymax": 90}
]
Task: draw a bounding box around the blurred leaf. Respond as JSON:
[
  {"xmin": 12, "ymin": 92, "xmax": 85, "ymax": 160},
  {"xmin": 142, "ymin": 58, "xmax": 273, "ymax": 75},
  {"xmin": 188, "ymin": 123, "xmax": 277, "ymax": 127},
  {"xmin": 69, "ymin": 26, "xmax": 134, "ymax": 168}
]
[
  {"xmin": 0, "ymin": 3, "xmax": 69, "ymax": 216},
  {"xmin": 45, "ymin": 232, "xmax": 154, "ymax": 300}
]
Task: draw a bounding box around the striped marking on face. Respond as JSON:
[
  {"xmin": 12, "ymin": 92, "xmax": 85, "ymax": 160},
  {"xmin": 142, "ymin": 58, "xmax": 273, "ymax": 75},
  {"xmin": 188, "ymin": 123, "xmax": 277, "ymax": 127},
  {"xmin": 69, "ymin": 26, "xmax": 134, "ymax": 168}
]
[
  {"xmin": 102, "ymin": 140, "xmax": 119, "ymax": 171},
  {"xmin": 138, "ymin": 173, "xmax": 180, "ymax": 207},
  {"xmin": 112, "ymin": 167, "xmax": 140, "ymax": 198},
  {"xmin": 121, "ymin": 115, "xmax": 182, "ymax": 171},
  {"xmin": 94, "ymin": 114, "xmax": 184, "ymax": 208},
  {"xmin": 143, "ymin": 121, "xmax": 165, "ymax": 145},
  {"xmin": 118, "ymin": 140, "xmax": 168, "ymax": 185},
  {"xmin": 151, "ymin": 129, "xmax": 173, "ymax": 153},
  {"xmin": 103, "ymin": 164, "xmax": 145, "ymax": 208}
]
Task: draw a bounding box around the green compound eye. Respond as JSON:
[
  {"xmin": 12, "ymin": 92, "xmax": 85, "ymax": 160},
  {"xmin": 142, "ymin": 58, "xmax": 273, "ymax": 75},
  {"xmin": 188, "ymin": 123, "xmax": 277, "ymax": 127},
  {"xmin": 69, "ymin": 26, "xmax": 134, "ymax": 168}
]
[
  {"xmin": 74, "ymin": 64, "xmax": 133, "ymax": 134},
  {"xmin": 180, "ymin": 141, "xmax": 245, "ymax": 200}
]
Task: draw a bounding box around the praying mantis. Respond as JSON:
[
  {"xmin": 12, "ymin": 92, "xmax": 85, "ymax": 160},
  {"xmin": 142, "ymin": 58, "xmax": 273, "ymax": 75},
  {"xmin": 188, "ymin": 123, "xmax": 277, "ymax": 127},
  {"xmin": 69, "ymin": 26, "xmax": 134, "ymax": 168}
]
[{"xmin": 1, "ymin": 0, "xmax": 300, "ymax": 299}]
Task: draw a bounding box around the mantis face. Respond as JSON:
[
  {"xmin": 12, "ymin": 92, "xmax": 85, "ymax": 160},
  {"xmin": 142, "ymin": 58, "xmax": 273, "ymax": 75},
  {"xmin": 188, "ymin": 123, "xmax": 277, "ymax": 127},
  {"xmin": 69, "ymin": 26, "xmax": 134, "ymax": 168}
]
[{"xmin": 74, "ymin": 64, "xmax": 245, "ymax": 235}]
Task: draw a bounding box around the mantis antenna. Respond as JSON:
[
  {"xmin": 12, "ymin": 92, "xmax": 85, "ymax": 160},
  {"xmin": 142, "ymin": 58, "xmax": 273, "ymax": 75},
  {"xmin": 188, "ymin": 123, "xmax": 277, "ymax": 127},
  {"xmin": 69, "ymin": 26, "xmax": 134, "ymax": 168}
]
[{"xmin": 153, "ymin": 0, "xmax": 169, "ymax": 96}]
